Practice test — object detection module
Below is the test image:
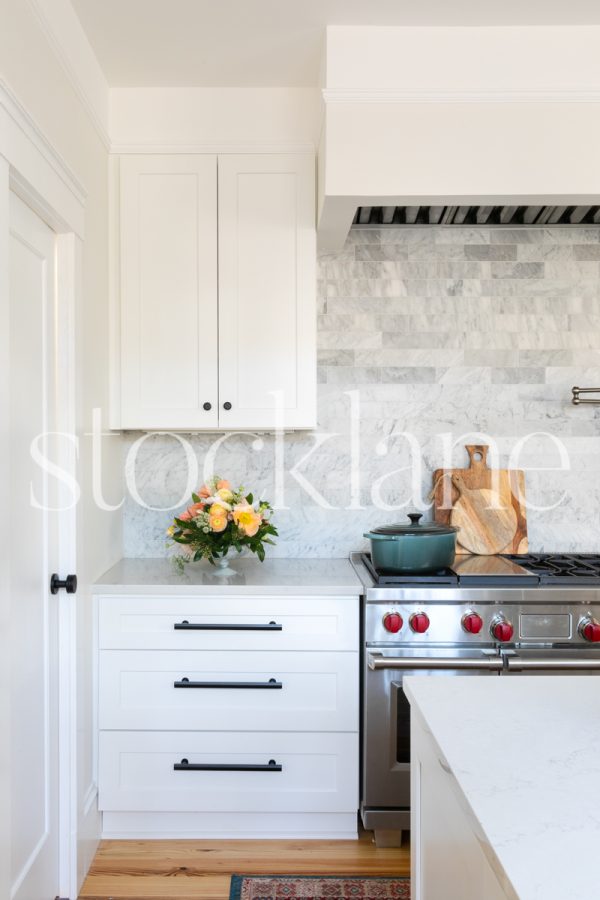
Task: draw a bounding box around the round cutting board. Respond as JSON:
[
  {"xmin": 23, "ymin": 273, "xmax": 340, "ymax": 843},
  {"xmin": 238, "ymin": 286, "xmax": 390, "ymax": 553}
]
[{"xmin": 450, "ymin": 475, "xmax": 518, "ymax": 555}]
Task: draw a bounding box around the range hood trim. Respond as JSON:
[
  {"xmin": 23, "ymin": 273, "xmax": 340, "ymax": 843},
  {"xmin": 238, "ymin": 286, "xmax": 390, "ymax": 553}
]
[{"xmin": 351, "ymin": 204, "xmax": 600, "ymax": 227}]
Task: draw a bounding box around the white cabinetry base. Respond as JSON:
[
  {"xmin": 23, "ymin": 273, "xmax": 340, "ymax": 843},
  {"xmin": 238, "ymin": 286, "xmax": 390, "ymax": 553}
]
[
  {"xmin": 95, "ymin": 589, "xmax": 359, "ymax": 840},
  {"xmin": 102, "ymin": 811, "xmax": 358, "ymax": 840}
]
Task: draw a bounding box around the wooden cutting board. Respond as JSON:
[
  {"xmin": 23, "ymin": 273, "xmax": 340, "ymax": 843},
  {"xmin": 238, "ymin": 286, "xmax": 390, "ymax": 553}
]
[{"xmin": 431, "ymin": 445, "xmax": 528, "ymax": 555}]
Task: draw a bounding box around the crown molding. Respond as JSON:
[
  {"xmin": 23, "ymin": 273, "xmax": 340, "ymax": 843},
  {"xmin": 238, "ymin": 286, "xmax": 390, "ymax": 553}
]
[
  {"xmin": 0, "ymin": 77, "xmax": 87, "ymax": 206},
  {"xmin": 110, "ymin": 140, "xmax": 316, "ymax": 155},
  {"xmin": 26, "ymin": 0, "xmax": 111, "ymax": 150},
  {"xmin": 322, "ymin": 88, "xmax": 600, "ymax": 104}
]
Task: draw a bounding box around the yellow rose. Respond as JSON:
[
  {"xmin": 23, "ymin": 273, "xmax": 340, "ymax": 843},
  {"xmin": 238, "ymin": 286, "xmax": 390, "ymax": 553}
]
[
  {"xmin": 166, "ymin": 525, "xmax": 175, "ymax": 536},
  {"xmin": 217, "ymin": 488, "xmax": 234, "ymax": 503}
]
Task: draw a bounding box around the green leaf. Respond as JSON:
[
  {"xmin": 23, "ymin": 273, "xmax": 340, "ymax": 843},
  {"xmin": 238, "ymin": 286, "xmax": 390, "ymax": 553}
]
[
  {"xmin": 174, "ymin": 517, "xmax": 192, "ymax": 529},
  {"xmin": 246, "ymin": 493, "xmax": 253, "ymax": 504}
]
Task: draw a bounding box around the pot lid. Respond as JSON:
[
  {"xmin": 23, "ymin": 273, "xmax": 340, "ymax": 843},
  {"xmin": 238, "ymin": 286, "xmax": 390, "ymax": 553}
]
[{"xmin": 369, "ymin": 512, "xmax": 459, "ymax": 536}]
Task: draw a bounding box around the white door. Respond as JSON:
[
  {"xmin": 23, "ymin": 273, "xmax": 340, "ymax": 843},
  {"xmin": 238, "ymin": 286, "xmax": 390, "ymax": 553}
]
[
  {"xmin": 9, "ymin": 193, "xmax": 61, "ymax": 900},
  {"xmin": 218, "ymin": 154, "xmax": 316, "ymax": 430},
  {"xmin": 119, "ymin": 154, "xmax": 219, "ymax": 429}
]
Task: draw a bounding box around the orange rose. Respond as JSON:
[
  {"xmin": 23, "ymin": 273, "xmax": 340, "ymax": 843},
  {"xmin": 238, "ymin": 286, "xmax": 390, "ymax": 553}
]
[
  {"xmin": 208, "ymin": 516, "xmax": 227, "ymax": 531},
  {"xmin": 198, "ymin": 484, "xmax": 211, "ymax": 499},
  {"xmin": 216, "ymin": 479, "xmax": 231, "ymax": 491},
  {"xmin": 186, "ymin": 501, "xmax": 205, "ymax": 518},
  {"xmin": 209, "ymin": 502, "xmax": 229, "ymax": 533}
]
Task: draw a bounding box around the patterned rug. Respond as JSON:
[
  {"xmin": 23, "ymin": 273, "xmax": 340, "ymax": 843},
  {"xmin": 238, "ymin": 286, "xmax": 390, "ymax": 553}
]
[{"xmin": 229, "ymin": 874, "xmax": 410, "ymax": 899}]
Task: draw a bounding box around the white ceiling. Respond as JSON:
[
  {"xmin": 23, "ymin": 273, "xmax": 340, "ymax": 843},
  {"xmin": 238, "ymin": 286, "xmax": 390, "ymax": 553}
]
[{"xmin": 72, "ymin": 0, "xmax": 600, "ymax": 87}]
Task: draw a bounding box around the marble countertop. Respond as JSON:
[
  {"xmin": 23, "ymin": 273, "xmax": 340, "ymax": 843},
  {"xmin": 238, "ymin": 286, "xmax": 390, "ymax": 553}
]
[
  {"xmin": 94, "ymin": 557, "xmax": 363, "ymax": 595},
  {"xmin": 405, "ymin": 677, "xmax": 600, "ymax": 900}
]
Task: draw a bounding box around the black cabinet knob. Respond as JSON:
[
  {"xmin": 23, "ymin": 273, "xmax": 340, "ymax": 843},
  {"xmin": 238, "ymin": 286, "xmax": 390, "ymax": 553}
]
[
  {"xmin": 203, "ymin": 402, "xmax": 212, "ymax": 411},
  {"xmin": 50, "ymin": 574, "xmax": 77, "ymax": 595},
  {"xmin": 223, "ymin": 402, "xmax": 232, "ymax": 410}
]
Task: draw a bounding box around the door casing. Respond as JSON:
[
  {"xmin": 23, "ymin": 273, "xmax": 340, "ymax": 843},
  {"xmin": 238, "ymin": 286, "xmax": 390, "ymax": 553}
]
[{"xmin": 0, "ymin": 79, "xmax": 84, "ymax": 900}]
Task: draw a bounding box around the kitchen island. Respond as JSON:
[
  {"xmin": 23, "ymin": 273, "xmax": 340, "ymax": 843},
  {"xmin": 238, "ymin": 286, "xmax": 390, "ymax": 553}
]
[{"xmin": 406, "ymin": 676, "xmax": 600, "ymax": 900}]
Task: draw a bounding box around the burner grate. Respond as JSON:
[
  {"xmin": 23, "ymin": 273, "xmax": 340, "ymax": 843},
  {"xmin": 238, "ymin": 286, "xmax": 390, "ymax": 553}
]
[
  {"xmin": 361, "ymin": 553, "xmax": 458, "ymax": 585},
  {"xmin": 502, "ymin": 553, "xmax": 600, "ymax": 584}
]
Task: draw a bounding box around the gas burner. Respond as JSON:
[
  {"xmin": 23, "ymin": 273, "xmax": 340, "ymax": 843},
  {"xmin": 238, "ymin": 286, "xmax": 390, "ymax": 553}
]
[{"xmin": 502, "ymin": 553, "xmax": 600, "ymax": 585}]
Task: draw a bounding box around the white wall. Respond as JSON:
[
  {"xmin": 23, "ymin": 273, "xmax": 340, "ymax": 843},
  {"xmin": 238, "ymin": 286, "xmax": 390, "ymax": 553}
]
[
  {"xmin": 0, "ymin": 0, "xmax": 122, "ymax": 890},
  {"xmin": 110, "ymin": 86, "xmax": 320, "ymax": 148},
  {"xmin": 0, "ymin": 155, "xmax": 10, "ymax": 900}
]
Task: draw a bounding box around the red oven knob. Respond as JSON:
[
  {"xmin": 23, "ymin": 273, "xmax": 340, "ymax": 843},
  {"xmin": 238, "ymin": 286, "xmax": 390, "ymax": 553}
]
[
  {"xmin": 490, "ymin": 616, "xmax": 514, "ymax": 643},
  {"xmin": 410, "ymin": 612, "xmax": 430, "ymax": 634},
  {"xmin": 580, "ymin": 617, "xmax": 600, "ymax": 643},
  {"xmin": 462, "ymin": 612, "xmax": 483, "ymax": 635},
  {"xmin": 383, "ymin": 612, "xmax": 403, "ymax": 634}
]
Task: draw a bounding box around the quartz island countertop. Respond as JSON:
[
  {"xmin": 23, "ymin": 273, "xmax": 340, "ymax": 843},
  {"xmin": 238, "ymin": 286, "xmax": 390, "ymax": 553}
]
[
  {"xmin": 94, "ymin": 556, "xmax": 362, "ymax": 596},
  {"xmin": 405, "ymin": 676, "xmax": 600, "ymax": 900}
]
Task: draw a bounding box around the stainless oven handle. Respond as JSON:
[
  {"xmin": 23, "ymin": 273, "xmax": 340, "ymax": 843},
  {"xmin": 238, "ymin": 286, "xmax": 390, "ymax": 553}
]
[
  {"xmin": 367, "ymin": 654, "xmax": 503, "ymax": 671},
  {"xmin": 506, "ymin": 656, "xmax": 600, "ymax": 671}
]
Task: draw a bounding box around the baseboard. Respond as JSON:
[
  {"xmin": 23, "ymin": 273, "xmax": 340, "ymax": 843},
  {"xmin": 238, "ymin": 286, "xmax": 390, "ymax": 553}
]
[
  {"xmin": 102, "ymin": 810, "xmax": 358, "ymax": 840},
  {"xmin": 77, "ymin": 786, "xmax": 102, "ymax": 894}
]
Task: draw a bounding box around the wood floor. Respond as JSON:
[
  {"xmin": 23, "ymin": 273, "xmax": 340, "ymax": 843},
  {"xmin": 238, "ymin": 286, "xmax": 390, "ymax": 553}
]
[{"xmin": 78, "ymin": 828, "xmax": 410, "ymax": 899}]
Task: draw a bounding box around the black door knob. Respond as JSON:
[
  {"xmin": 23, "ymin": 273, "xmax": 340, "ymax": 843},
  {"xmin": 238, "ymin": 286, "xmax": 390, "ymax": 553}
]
[
  {"xmin": 203, "ymin": 402, "xmax": 212, "ymax": 411},
  {"xmin": 50, "ymin": 574, "xmax": 78, "ymax": 595},
  {"xmin": 223, "ymin": 402, "xmax": 232, "ymax": 410}
]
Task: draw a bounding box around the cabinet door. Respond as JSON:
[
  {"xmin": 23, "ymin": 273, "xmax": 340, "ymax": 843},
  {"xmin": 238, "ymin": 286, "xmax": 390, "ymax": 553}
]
[
  {"xmin": 218, "ymin": 154, "xmax": 316, "ymax": 430},
  {"xmin": 98, "ymin": 594, "xmax": 359, "ymax": 652},
  {"xmin": 99, "ymin": 731, "xmax": 358, "ymax": 814},
  {"xmin": 99, "ymin": 649, "xmax": 358, "ymax": 732},
  {"xmin": 120, "ymin": 155, "xmax": 218, "ymax": 429}
]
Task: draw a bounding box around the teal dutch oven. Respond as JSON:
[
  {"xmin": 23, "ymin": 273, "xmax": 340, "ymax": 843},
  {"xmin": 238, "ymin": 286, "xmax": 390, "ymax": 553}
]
[{"xmin": 364, "ymin": 513, "xmax": 459, "ymax": 574}]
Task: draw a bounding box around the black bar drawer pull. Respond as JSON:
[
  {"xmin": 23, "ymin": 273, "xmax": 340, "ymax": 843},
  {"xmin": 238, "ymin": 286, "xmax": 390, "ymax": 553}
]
[
  {"xmin": 174, "ymin": 677, "xmax": 282, "ymax": 689},
  {"xmin": 174, "ymin": 758, "xmax": 282, "ymax": 772},
  {"xmin": 174, "ymin": 620, "xmax": 282, "ymax": 632}
]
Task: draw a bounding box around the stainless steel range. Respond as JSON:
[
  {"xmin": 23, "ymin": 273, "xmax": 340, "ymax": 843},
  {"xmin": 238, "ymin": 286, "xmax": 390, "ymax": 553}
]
[{"xmin": 351, "ymin": 551, "xmax": 600, "ymax": 847}]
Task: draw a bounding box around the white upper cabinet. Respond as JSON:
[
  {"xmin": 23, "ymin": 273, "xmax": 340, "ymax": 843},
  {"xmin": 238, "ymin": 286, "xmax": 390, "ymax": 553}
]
[
  {"xmin": 119, "ymin": 155, "xmax": 219, "ymax": 430},
  {"xmin": 115, "ymin": 153, "xmax": 316, "ymax": 431},
  {"xmin": 218, "ymin": 155, "xmax": 316, "ymax": 430}
]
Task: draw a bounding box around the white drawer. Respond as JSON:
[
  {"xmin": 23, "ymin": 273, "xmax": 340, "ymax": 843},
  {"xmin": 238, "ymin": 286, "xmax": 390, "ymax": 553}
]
[
  {"xmin": 97, "ymin": 595, "xmax": 358, "ymax": 651},
  {"xmin": 98, "ymin": 731, "xmax": 358, "ymax": 813},
  {"xmin": 99, "ymin": 650, "xmax": 358, "ymax": 732}
]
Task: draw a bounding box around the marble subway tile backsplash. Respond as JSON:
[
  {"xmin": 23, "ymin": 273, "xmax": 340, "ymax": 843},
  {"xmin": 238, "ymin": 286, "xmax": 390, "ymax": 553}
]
[{"xmin": 123, "ymin": 225, "xmax": 600, "ymax": 558}]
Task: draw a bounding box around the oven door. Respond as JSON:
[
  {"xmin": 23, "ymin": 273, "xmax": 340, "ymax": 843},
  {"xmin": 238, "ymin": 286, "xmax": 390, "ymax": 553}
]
[
  {"xmin": 362, "ymin": 647, "xmax": 502, "ymax": 831},
  {"xmin": 504, "ymin": 648, "xmax": 600, "ymax": 674}
]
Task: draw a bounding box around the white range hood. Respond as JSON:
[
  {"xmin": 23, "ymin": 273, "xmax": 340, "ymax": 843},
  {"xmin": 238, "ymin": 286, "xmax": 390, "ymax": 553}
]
[{"xmin": 317, "ymin": 26, "xmax": 600, "ymax": 251}]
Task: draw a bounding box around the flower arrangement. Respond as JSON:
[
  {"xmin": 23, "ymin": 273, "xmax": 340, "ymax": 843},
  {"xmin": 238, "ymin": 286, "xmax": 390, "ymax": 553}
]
[{"xmin": 167, "ymin": 476, "xmax": 277, "ymax": 567}]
